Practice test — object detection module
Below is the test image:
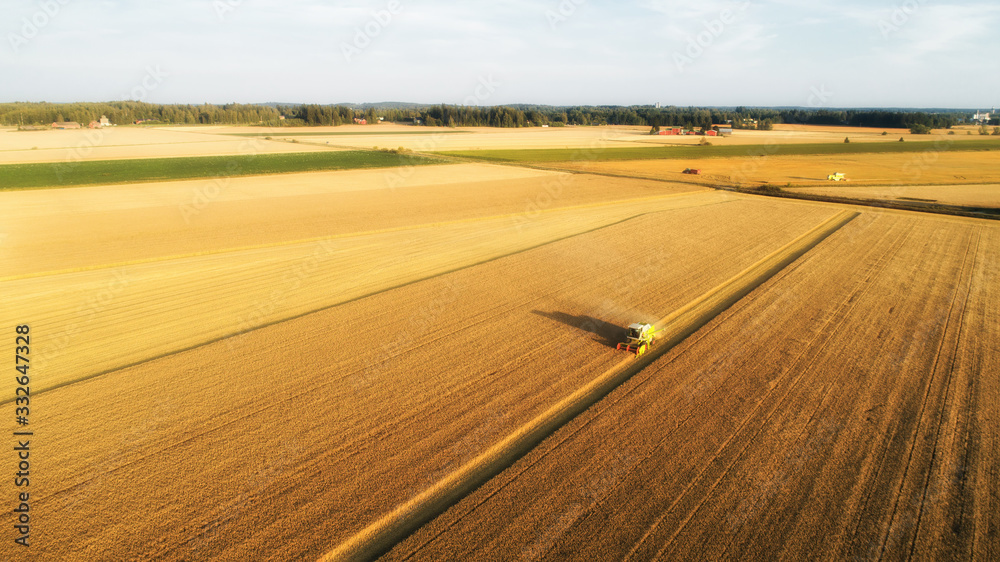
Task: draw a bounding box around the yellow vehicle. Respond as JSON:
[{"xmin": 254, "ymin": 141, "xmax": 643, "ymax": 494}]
[
  {"xmin": 616, "ymin": 323, "xmax": 661, "ymax": 356},
  {"xmin": 827, "ymin": 172, "xmax": 847, "ymax": 181}
]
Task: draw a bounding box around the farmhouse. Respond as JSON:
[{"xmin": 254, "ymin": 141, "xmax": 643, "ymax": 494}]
[
  {"xmin": 51, "ymin": 121, "xmax": 81, "ymax": 129},
  {"xmin": 89, "ymin": 115, "xmax": 113, "ymax": 128}
]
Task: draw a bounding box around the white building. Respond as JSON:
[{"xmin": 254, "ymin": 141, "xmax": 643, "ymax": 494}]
[{"xmin": 973, "ymin": 110, "xmax": 992, "ymax": 122}]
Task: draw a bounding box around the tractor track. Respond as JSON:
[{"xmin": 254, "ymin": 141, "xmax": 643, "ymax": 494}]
[
  {"xmin": 391, "ymin": 206, "xmax": 854, "ymax": 560},
  {"xmin": 629, "ymin": 227, "xmax": 882, "ymax": 559},
  {"xmin": 320, "ymin": 210, "xmax": 858, "ymax": 562},
  {"xmin": 889, "ymin": 226, "xmax": 981, "ymax": 561},
  {"xmin": 910, "ymin": 226, "xmax": 983, "ymax": 559}
]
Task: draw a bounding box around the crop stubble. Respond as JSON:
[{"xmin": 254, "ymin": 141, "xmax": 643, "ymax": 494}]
[
  {"xmin": 382, "ymin": 212, "xmax": 999, "ymax": 561},
  {"xmin": 549, "ymin": 151, "xmax": 1000, "ymax": 192},
  {"xmin": 0, "ymin": 165, "xmax": 694, "ymax": 275},
  {"xmin": 0, "ymin": 188, "xmax": 726, "ymax": 397},
  {"xmin": 0, "ymin": 196, "xmax": 841, "ymax": 560}
]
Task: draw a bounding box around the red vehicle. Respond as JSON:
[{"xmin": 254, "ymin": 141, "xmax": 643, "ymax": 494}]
[{"xmin": 682, "ymin": 168, "xmax": 701, "ymax": 175}]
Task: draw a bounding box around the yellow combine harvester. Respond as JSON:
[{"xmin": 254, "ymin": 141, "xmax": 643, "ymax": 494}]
[
  {"xmin": 827, "ymin": 172, "xmax": 847, "ymax": 181},
  {"xmin": 616, "ymin": 323, "xmax": 662, "ymax": 356}
]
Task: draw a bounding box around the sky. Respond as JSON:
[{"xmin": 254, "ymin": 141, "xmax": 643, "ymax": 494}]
[{"xmin": 2, "ymin": 0, "xmax": 999, "ymax": 108}]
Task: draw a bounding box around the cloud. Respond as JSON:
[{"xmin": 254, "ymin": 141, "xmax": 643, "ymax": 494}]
[
  {"xmin": 874, "ymin": 3, "xmax": 1000, "ymax": 65},
  {"xmin": 2, "ymin": 0, "xmax": 998, "ymax": 106}
]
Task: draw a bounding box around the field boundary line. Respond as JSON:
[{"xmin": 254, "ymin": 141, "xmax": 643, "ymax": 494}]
[
  {"xmin": 320, "ymin": 209, "xmax": 859, "ymax": 562},
  {"xmin": 0, "ymin": 190, "xmax": 714, "ymax": 282}
]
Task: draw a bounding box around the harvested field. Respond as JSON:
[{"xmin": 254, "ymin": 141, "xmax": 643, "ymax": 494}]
[
  {"xmin": 518, "ymin": 145, "xmax": 1000, "ymax": 185},
  {"xmin": 2, "ymin": 119, "xmax": 998, "ymax": 562},
  {"xmin": 4, "ymin": 125, "xmax": 986, "ymax": 166},
  {"xmin": 382, "ymin": 212, "xmax": 999, "ymax": 561},
  {"xmin": 219, "ymin": 124, "xmax": 986, "ymax": 151},
  {"xmin": 0, "ymin": 127, "xmax": 329, "ymax": 164},
  {"xmin": 0, "ymin": 195, "xmax": 847, "ymax": 560},
  {"xmin": 1, "ymin": 186, "xmax": 716, "ymax": 396},
  {"xmin": 440, "ymin": 140, "xmax": 1000, "ymax": 167},
  {"xmin": 219, "ymin": 125, "xmax": 655, "ymax": 151},
  {"xmin": 0, "ymin": 164, "xmax": 697, "ymax": 275},
  {"xmin": 327, "ymin": 209, "xmax": 859, "ymax": 561}
]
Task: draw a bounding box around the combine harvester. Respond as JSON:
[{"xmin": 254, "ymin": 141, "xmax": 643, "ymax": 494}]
[
  {"xmin": 827, "ymin": 172, "xmax": 847, "ymax": 181},
  {"xmin": 616, "ymin": 323, "xmax": 662, "ymax": 356}
]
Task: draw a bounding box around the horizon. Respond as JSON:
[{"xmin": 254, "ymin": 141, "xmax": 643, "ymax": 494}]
[
  {"xmin": 4, "ymin": 1, "xmax": 1000, "ymax": 108},
  {"xmin": 4, "ymin": 101, "xmax": 996, "ymax": 113}
]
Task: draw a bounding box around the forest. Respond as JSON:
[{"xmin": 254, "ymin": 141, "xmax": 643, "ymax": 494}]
[{"xmin": 0, "ymin": 101, "xmax": 968, "ymax": 130}]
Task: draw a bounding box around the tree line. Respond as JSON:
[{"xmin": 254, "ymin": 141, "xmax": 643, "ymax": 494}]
[{"xmin": 0, "ymin": 101, "xmax": 965, "ymax": 130}]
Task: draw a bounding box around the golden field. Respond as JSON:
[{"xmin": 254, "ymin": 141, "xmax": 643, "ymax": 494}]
[
  {"xmin": 0, "ymin": 126, "xmax": 337, "ymax": 164},
  {"xmin": 1, "ymin": 124, "xmax": 998, "ymax": 561},
  {"xmin": 552, "ymin": 150, "xmax": 1000, "ymax": 188},
  {"xmin": 787, "ymin": 183, "xmax": 1000, "ymax": 208}
]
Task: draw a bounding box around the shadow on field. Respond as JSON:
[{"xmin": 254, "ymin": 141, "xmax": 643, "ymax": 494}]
[{"xmin": 531, "ymin": 310, "xmax": 624, "ymax": 348}]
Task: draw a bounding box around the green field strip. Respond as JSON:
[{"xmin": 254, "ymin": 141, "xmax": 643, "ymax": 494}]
[
  {"xmin": 0, "ymin": 150, "xmax": 443, "ymax": 190},
  {"xmin": 437, "ymin": 139, "xmax": 1000, "ymax": 164}
]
